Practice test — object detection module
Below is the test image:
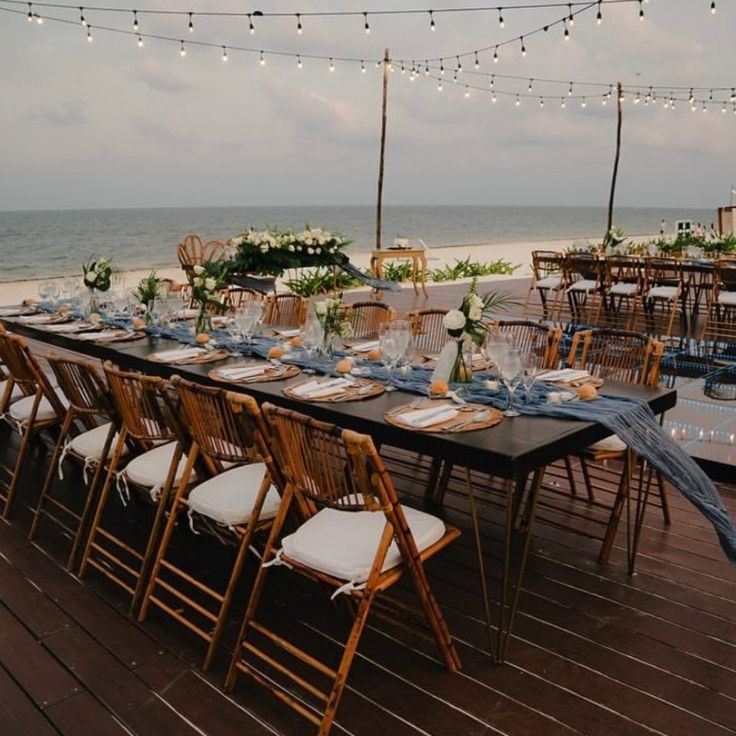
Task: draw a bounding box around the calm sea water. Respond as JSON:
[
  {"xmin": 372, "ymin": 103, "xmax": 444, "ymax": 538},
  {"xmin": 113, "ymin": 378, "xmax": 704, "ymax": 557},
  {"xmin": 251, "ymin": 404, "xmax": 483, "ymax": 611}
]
[{"xmin": 0, "ymin": 205, "xmax": 716, "ymax": 282}]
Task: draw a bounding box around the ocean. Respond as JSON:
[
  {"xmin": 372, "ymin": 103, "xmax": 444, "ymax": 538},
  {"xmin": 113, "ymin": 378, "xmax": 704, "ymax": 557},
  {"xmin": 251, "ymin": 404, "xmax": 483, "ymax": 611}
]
[{"xmin": 0, "ymin": 205, "xmax": 716, "ymax": 282}]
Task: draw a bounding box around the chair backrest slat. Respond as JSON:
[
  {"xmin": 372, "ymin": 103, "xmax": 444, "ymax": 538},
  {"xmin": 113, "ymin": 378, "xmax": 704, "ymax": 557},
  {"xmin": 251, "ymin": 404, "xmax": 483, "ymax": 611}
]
[
  {"xmin": 46, "ymin": 353, "xmax": 114, "ymax": 417},
  {"xmin": 344, "ymin": 302, "xmax": 395, "ymax": 339},
  {"xmin": 493, "ymin": 320, "xmax": 561, "ymax": 369},
  {"xmin": 407, "ymin": 309, "xmax": 449, "ymax": 356},
  {"xmin": 262, "ymin": 294, "xmax": 307, "ymax": 328}
]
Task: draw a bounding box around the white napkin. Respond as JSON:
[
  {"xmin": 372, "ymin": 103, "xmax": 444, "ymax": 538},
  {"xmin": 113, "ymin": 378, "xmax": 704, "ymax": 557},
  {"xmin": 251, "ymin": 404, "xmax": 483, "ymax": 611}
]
[
  {"xmin": 19, "ymin": 314, "xmax": 55, "ymax": 324},
  {"xmin": 151, "ymin": 347, "xmax": 204, "ymax": 361},
  {"xmin": 175, "ymin": 308, "xmax": 199, "ymax": 320},
  {"xmin": 217, "ymin": 365, "xmax": 267, "ymax": 380},
  {"xmin": 75, "ymin": 330, "xmax": 128, "ymax": 342},
  {"xmin": 0, "ymin": 308, "xmax": 24, "ymax": 317},
  {"xmin": 274, "ymin": 328, "xmax": 301, "ymax": 337},
  {"xmin": 42, "ymin": 322, "xmax": 86, "ymax": 333},
  {"xmin": 351, "ymin": 340, "xmax": 380, "ymax": 352},
  {"xmin": 291, "ymin": 377, "xmax": 354, "ymax": 399},
  {"xmin": 538, "ymin": 368, "xmax": 591, "ymax": 383},
  {"xmin": 398, "ymin": 405, "xmax": 459, "ymax": 428}
]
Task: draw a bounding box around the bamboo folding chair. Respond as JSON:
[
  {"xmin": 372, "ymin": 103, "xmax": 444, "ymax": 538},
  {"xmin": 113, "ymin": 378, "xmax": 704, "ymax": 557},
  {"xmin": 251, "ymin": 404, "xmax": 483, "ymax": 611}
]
[
  {"xmin": 225, "ymin": 287, "xmax": 264, "ymax": 313},
  {"xmin": 406, "ymin": 308, "xmax": 450, "ymax": 357},
  {"xmin": 29, "ymin": 354, "xmax": 122, "ymax": 570},
  {"xmin": 226, "ymin": 405, "xmax": 461, "ymax": 736},
  {"xmin": 342, "ymin": 301, "xmax": 396, "ymax": 339},
  {"xmin": 702, "ymin": 259, "xmax": 736, "ymax": 344},
  {"xmin": 79, "ymin": 364, "xmax": 192, "ymax": 615},
  {"xmin": 634, "ymin": 257, "xmax": 685, "ymax": 338},
  {"xmin": 597, "ymin": 255, "xmax": 644, "ymax": 329},
  {"xmin": 262, "ymin": 294, "xmax": 308, "ymax": 329},
  {"xmin": 561, "ymin": 253, "xmax": 604, "ymax": 325},
  {"xmin": 564, "ymin": 329, "xmax": 667, "ymax": 569},
  {"xmin": 522, "ymin": 250, "xmax": 566, "ymax": 320},
  {"xmin": 0, "ymin": 329, "xmax": 67, "ymax": 518},
  {"xmin": 138, "ymin": 377, "xmax": 283, "ymax": 671},
  {"xmin": 0, "ymin": 359, "xmax": 23, "ymax": 415}
]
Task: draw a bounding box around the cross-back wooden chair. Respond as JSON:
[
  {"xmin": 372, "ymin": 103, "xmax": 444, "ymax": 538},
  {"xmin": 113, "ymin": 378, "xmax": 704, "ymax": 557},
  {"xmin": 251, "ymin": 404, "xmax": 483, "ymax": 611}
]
[
  {"xmin": 138, "ymin": 377, "xmax": 283, "ymax": 671},
  {"xmin": 79, "ymin": 363, "xmax": 193, "ymax": 615},
  {"xmin": 406, "ymin": 308, "xmax": 450, "ymax": 356},
  {"xmin": 226, "ymin": 405, "xmax": 461, "ymax": 736},
  {"xmin": 262, "ymin": 293, "xmax": 307, "ymax": 329},
  {"xmin": 0, "ymin": 328, "xmax": 67, "ymax": 518},
  {"xmin": 29, "ymin": 354, "xmax": 122, "ymax": 570},
  {"xmin": 492, "ymin": 320, "xmax": 562, "ymax": 370},
  {"xmin": 522, "ymin": 250, "xmax": 565, "ymax": 320},
  {"xmin": 343, "ymin": 301, "xmax": 396, "ymax": 339},
  {"xmin": 564, "ymin": 328, "xmax": 668, "ymax": 564},
  {"xmin": 635, "ymin": 257, "xmax": 685, "ymax": 337},
  {"xmin": 562, "ymin": 252, "xmax": 604, "ymax": 325},
  {"xmin": 225, "ymin": 287, "xmax": 264, "ymax": 313},
  {"xmin": 597, "ymin": 255, "xmax": 644, "ymax": 329},
  {"xmin": 702, "ymin": 259, "xmax": 736, "ymax": 343}
]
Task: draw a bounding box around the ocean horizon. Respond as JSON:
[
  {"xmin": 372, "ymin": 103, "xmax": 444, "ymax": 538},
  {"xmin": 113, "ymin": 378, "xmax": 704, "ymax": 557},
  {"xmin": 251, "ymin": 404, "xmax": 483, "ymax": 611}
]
[{"xmin": 0, "ymin": 204, "xmax": 717, "ymax": 282}]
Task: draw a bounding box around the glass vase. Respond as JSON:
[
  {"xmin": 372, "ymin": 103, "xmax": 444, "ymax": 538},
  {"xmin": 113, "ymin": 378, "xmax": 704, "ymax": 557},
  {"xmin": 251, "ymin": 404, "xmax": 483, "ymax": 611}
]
[
  {"xmin": 448, "ymin": 339, "xmax": 473, "ymax": 383},
  {"xmin": 195, "ymin": 306, "xmax": 212, "ymax": 335}
]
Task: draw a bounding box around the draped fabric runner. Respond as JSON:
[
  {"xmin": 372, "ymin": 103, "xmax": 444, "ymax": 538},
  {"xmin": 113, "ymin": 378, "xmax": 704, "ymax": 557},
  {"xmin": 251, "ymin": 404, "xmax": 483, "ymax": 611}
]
[{"xmin": 31, "ymin": 302, "xmax": 736, "ymax": 563}]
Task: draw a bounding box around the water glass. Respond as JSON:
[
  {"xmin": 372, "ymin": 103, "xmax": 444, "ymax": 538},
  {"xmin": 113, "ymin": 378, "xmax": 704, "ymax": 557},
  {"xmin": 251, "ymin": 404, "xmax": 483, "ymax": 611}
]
[
  {"xmin": 499, "ymin": 347, "xmax": 522, "ymax": 417},
  {"xmin": 301, "ymin": 316, "xmax": 322, "ymax": 374},
  {"xmin": 380, "ymin": 331, "xmax": 405, "ymax": 391},
  {"xmin": 520, "ymin": 353, "xmax": 541, "ymax": 405}
]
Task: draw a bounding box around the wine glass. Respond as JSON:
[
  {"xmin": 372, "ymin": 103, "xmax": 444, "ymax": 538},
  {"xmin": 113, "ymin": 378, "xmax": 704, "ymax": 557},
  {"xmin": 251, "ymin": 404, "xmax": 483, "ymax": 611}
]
[
  {"xmin": 483, "ymin": 333, "xmax": 510, "ymax": 375},
  {"xmin": 498, "ymin": 347, "xmax": 522, "ymax": 417},
  {"xmin": 520, "ymin": 351, "xmax": 541, "ymax": 405},
  {"xmin": 234, "ymin": 303, "xmax": 262, "ymax": 352},
  {"xmin": 301, "ymin": 316, "xmax": 322, "ymax": 374},
  {"xmin": 38, "ymin": 280, "xmax": 56, "ymax": 303},
  {"xmin": 380, "ymin": 331, "xmax": 405, "ymax": 391}
]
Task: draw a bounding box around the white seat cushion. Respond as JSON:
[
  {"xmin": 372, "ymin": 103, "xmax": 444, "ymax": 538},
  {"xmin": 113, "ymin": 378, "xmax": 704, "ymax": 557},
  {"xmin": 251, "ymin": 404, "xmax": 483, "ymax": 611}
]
[
  {"xmin": 588, "ymin": 434, "xmax": 627, "ymax": 453},
  {"xmin": 282, "ymin": 506, "xmax": 446, "ymax": 584},
  {"xmin": 717, "ymin": 292, "xmax": 736, "ymax": 306},
  {"xmin": 124, "ymin": 442, "xmax": 191, "ymax": 489},
  {"xmin": 535, "ymin": 275, "xmax": 562, "ymax": 289},
  {"xmin": 0, "ymin": 380, "xmax": 23, "ymax": 403},
  {"xmin": 187, "ymin": 463, "xmax": 281, "ymax": 526},
  {"xmin": 9, "ymin": 394, "xmax": 67, "ymax": 424},
  {"xmin": 609, "ymin": 282, "xmax": 638, "ymax": 297},
  {"xmin": 68, "ymin": 422, "xmax": 127, "ymax": 460},
  {"xmin": 647, "ymin": 285, "xmax": 678, "ymax": 300},
  {"xmin": 567, "ymin": 279, "xmax": 598, "ymax": 293}
]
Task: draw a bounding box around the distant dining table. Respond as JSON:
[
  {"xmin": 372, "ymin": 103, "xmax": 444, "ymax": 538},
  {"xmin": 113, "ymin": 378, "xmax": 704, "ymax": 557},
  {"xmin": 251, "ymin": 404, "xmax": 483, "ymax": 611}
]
[{"xmin": 0, "ymin": 310, "xmax": 680, "ymax": 663}]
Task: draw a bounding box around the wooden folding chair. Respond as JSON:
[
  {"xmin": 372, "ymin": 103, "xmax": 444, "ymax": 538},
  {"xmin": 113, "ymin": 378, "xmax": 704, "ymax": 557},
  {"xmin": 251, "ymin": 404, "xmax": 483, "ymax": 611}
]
[
  {"xmin": 565, "ymin": 328, "xmax": 668, "ymax": 566},
  {"xmin": 406, "ymin": 308, "xmax": 450, "ymax": 357},
  {"xmin": 522, "ymin": 250, "xmax": 565, "ymax": 320},
  {"xmin": 262, "ymin": 294, "xmax": 307, "ymax": 329},
  {"xmin": 597, "ymin": 255, "xmax": 644, "ymax": 329},
  {"xmin": 0, "ymin": 329, "xmax": 67, "ymax": 518},
  {"xmin": 635, "ymin": 257, "xmax": 685, "ymax": 338},
  {"xmin": 343, "ymin": 301, "xmax": 396, "ymax": 339},
  {"xmin": 702, "ymin": 259, "xmax": 736, "ymax": 343},
  {"xmin": 562, "ymin": 252, "xmax": 604, "ymax": 325},
  {"xmin": 29, "ymin": 354, "xmax": 121, "ymax": 570},
  {"xmin": 79, "ymin": 363, "xmax": 192, "ymax": 615},
  {"xmin": 138, "ymin": 377, "xmax": 283, "ymax": 671},
  {"xmin": 226, "ymin": 405, "xmax": 460, "ymax": 736}
]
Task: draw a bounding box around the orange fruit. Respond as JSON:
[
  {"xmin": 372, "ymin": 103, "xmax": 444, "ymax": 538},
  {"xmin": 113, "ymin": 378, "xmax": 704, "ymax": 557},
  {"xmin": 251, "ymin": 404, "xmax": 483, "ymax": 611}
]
[
  {"xmin": 335, "ymin": 358, "xmax": 353, "ymax": 374},
  {"xmin": 88, "ymin": 312, "xmax": 102, "ymax": 323},
  {"xmin": 131, "ymin": 317, "xmax": 146, "ymax": 329},
  {"xmin": 268, "ymin": 345, "xmax": 284, "ymax": 360},
  {"xmin": 429, "ymin": 378, "xmax": 449, "ymax": 396},
  {"xmin": 195, "ymin": 333, "xmax": 211, "ymax": 345},
  {"xmin": 366, "ymin": 348, "xmax": 382, "ymax": 361},
  {"xmin": 578, "ymin": 384, "xmax": 598, "ymax": 400},
  {"xmin": 57, "ymin": 306, "xmax": 70, "ymax": 316},
  {"xmin": 289, "ymin": 335, "xmax": 303, "ymax": 348}
]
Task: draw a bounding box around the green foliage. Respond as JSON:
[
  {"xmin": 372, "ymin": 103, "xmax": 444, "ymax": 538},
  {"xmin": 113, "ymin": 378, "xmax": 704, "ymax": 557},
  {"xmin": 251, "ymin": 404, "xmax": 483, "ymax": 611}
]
[
  {"xmin": 284, "ymin": 268, "xmax": 360, "ymax": 297},
  {"xmin": 429, "ymin": 257, "xmax": 519, "ymax": 282},
  {"xmin": 381, "ymin": 260, "xmax": 415, "ymax": 282},
  {"xmin": 82, "ymin": 256, "xmax": 113, "ymax": 292},
  {"xmin": 133, "ymin": 271, "xmax": 162, "ymax": 308},
  {"xmin": 603, "ymin": 228, "xmax": 627, "ymax": 249}
]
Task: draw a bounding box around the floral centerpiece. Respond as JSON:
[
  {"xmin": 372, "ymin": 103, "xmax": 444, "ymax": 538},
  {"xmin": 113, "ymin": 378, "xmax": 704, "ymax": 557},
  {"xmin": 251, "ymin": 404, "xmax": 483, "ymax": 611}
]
[
  {"xmin": 190, "ymin": 262, "xmax": 228, "ymax": 334},
  {"xmin": 225, "ymin": 227, "xmax": 351, "ymax": 278},
  {"xmin": 311, "ymin": 297, "xmax": 352, "ymax": 358},
  {"xmin": 133, "ymin": 271, "xmax": 162, "ymax": 325},
  {"xmin": 442, "ymin": 279, "xmax": 514, "ymax": 382},
  {"xmin": 82, "ymin": 256, "xmax": 113, "ymax": 313}
]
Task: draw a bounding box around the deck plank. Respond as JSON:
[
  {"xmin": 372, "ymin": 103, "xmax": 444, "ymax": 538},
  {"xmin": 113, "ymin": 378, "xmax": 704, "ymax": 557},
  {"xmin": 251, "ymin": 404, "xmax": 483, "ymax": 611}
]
[{"xmin": 0, "ymin": 667, "xmax": 61, "ymax": 736}]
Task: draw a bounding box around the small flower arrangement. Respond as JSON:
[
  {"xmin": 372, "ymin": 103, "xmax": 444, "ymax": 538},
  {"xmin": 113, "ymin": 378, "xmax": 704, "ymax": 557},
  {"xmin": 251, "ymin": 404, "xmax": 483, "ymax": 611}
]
[
  {"xmin": 82, "ymin": 256, "xmax": 113, "ymax": 292},
  {"xmin": 190, "ymin": 262, "xmax": 228, "ymax": 334},
  {"xmin": 312, "ymin": 297, "xmax": 352, "ymax": 356},
  {"xmin": 226, "ymin": 226, "xmax": 351, "ymax": 277},
  {"xmin": 133, "ymin": 271, "xmax": 162, "ymax": 324}
]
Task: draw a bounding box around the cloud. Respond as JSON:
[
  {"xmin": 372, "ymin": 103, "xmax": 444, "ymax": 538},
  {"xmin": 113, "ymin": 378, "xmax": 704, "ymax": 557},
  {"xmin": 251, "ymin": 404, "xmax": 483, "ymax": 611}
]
[
  {"xmin": 129, "ymin": 116, "xmax": 193, "ymax": 146},
  {"xmin": 132, "ymin": 63, "xmax": 194, "ymax": 94},
  {"xmin": 24, "ymin": 100, "xmax": 87, "ymax": 127}
]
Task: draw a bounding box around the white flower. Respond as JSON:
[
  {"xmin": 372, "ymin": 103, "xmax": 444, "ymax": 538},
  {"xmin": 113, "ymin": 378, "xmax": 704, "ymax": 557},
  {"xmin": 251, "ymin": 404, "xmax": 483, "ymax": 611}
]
[
  {"xmin": 315, "ymin": 247, "xmax": 321, "ymax": 254},
  {"xmin": 468, "ymin": 304, "xmax": 482, "ymax": 321},
  {"xmin": 288, "ymin": 245, "xmax": 295, "ymax": 252},
  {"xmin": 193, "ymin": 277, "xmax": 204, "ymax": 288},
  {"xmin": 314, "ymin": 301, "xmax": 328, "ymax": 316},
  {"xmin": 307, "ymin": 247, "xmax": 314, "ymax": 255},
  {"xmin": 443, "ymin": 310, "xmax": 466, "ymax": 331},
  {"xmin": 204, "ymin": 277, "xmax": 216, "ymax": 291},
  {"xmin": 193, "ymin": 265, "xmax": 205, "ymax": 276},
  {"xmin": 83, "ymin": 273, "xmax": 95, "ymax": 287},
  {"xmin": 470, "ymin": 294, "xmax": 484, "ymax": 309},
  {"xmin": 259, "ymin": 244, "xmax": 269, "ymax": 253}
]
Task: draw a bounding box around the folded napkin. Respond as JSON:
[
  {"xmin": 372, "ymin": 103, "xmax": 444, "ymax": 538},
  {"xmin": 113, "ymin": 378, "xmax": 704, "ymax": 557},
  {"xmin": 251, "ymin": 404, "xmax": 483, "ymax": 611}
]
[
  {"xmin": 398, "ymin": 405, "xmax": 459, "ymax": 428},
  {"xmin": 538, "ymin": 368, "xmax": 591, "ymax": 383},
  {"xmin": 42, "ymin": 322, "xmax": 87, "ymax": 333},
  {"xmin": 175, "ymin": 308, "xmax": 199, "ymax": 320},
  {"xmin": 75, "ymin": 330, "xmax": 128, "ymax": 342},
  {"xmin": 352, "ymin": 340, "xmax": 380, "ymax": 352},
  {"xmin": 217, "ymin": 365, "xmax": 267, "ymax": 380},
  {"xmin": 151, "ymin": 347, "xmax": 204, "ymax": 361},
  {"xmin": 19, "ymin": 314, "xmax": 56, "ymax": 324},
  {"xmin": 274, "ymin": 328, "xmax": 301, "ymax": 337},
  {"xmin": 291, "ymin": 377, "xmax": 354, "ymax": 399},
  {"xmin": 0, "ymin": 307, "xmax": 24, "ymax": 317}
]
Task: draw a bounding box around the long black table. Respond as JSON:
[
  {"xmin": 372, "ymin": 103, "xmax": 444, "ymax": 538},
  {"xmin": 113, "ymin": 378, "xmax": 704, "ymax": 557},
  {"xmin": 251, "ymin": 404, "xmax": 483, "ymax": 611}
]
[{"xmin": 2, "ymin": 316, "xmax": 677, "ymax": 661}]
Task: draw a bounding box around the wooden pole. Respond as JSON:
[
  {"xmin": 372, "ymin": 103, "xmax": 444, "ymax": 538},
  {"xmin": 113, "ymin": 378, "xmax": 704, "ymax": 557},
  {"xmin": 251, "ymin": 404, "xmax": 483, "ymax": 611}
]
[
  {"xmin": 376, "ymin": 49, "xmax": 390, "ymax": 251},
  {"xmin": 606, "ymin": 81, "xmax": 623, "ymax": 239}
]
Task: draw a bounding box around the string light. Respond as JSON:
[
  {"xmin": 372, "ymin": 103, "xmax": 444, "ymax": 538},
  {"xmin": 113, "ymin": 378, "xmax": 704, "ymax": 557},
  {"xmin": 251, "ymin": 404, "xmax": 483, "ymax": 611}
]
[
  {"xmin": 26, "ymin": 2, "xmax": 31, "ymax": 21},
  {"xmin": 520, "ymin": 36, "xmax": 527, "ymax": 57},
  {"xmin": 730, "ymin": 89, "xmax": 736, "ymax": 102},
  {"xmin": 221, "ymin": 45, "xmax": 227, "ymax": 61},
  {"xmin": 132, "ymin": 8, "xmax": 137, "ymax": 31},
  {"xmin": 360, "ymin": 59, "xmax": 366, "ymax": 73},
  {"xmin": 296, "ymin": 54, "xmax": 302, "ymax": 68},
  {"xmin": 78, "ymin": 6, "xmax": 85, "ymax": 26},
  {"xmin": 568, "ymin": 4, "xmax": 574, "ymax": 25},
  {"xmin": 437, "ymin": 78, "xmax": 442, "ymax": 91},
  {"xmin": 187, "ymin": 11, "xmax": 192, "ymax": 33},
  {"xmin": 498, "ymin": 8, "xmax": 504, "ymax": 28},
  {"xmin": 296, "ymin": 13, "xmax": 302, "ymax": 34},
  {"xmin": 179, "ymin": 38, "xmax": 185, "ymax": 56},
  {"xmin": 560, "ymin": 97, "xmax": 566, "ymax": 108},
  {"xmin": 363, "ymin": 12, "xmax": 369, "ymax": 34},
  {"xmin": 493, "ymin": 46, "xmax": 499, "ymax": 63},
  {"xmin": 563, "ymin": 20, "xmax": 570, "ymax": 40},
  {"xmin": 539, "ymin": 96, "xmax": 544, "ymax": 107},
  {"xmin": 581, "ymin": 96, "xmax": 587, "ymax": 108},
  {"xmin": 528, "ymin": 78, "xmax": 533, "ymax": 92},
  {"xmin": 86, "ymin": 23, "xmax": 92, "ymax": 40},
  {"xmin": 515, "ymin": 94, "xmax": 520, "ymax": 106},
  {"xmin": 136, "ymin": 33, "xmax": 142, "ymax": 46},
  {"xmin": 429, "ymin": 9, "xmax": 435, "ymax": 31},
  {"xmin": 638, "ymin": 0, "xmax": 644, "ymax": 21},
  {"xmin": 456, "ymin": 55, "xmax": 462, "ymax": 73},
  {"xmin": 596, "ymin": 1, "xmax": 602, "ymax": 24},
  {"xmin": 474, "ymin": 51, "xmax": 479, "ymax": 69},
  {"xmin": 464, "ymin": 85, "xmax": 470, "ymax": 98},
  {"xmin": 248, "ymin": 13, "xmax": 254, "ymax": 34},
  {"xmin": 710, "ymin": 1, "xmax": 716, "ymax": 15},
  {"xmin": 329, "ymin": 56, "xmax": 334, "ymax": 71},
  {"xmin": 440, "ymin": 59, "xmax": 445, "ymax": 75},
  {"xmin": 259, "ymin": 49, "xmax": 265, "ymax": 65}
]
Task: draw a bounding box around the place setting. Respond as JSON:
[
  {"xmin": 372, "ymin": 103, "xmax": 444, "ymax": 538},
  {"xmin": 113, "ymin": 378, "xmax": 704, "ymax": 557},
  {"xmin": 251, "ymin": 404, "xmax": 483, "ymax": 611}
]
[
  {"xmin": 147, "ymin": 345, "xmax": 232, "ymax": 365},
  {"xmin": 209, "ymin": 361, "xmax": 301, "ymax": 384},
  {"xmin": 283, "ymin": 375, "xmax": 385, "ymax": 403},
  {"xmin": 385, "ymin": 398, "xmax": 502, "ymax": 433}
]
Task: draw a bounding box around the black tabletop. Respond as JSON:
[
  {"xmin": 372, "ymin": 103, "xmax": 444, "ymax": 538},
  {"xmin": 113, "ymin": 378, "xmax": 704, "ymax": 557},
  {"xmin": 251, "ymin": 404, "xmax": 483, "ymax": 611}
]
[{"xmin": 2, "ymin": 317, "xmax": 677, "ymax": 480}]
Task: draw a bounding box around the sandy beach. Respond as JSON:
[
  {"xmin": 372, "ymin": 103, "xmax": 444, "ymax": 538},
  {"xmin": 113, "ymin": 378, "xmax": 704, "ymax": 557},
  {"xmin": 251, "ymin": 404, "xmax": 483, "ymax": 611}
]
[{"xmin": 0, "ymin": 234, "xmax": 657, "ymax": 305}]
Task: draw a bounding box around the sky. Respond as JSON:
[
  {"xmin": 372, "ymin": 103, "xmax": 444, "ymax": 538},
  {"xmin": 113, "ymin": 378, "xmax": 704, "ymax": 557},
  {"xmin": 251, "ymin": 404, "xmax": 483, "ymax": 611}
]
[{"xmin": 0, "ymin": 0, "xmax": 734, "ymax": 210}]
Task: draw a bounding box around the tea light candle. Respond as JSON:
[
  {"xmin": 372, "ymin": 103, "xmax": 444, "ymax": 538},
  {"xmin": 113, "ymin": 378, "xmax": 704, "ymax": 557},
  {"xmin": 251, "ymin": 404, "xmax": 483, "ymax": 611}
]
[
  {"xmin": 484, "ymin": 380, "xmax": 499, "ymax": 391},
  {"xmin": 548, "ymin": 392, "xmax": 562, "ymax": 404}
]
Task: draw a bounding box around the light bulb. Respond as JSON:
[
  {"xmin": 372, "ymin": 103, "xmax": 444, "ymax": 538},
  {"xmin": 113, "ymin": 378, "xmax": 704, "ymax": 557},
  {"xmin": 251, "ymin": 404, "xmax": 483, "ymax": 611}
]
[
  {"xmin": 133, "ymin": 10, "xmax": 138, "ymax": 31},
  {"xmin": 297, "ymin": 55, "xmax": 302, "ymax": 69},
  {"xmin": 474, "ymin": 52, "xmax": 479, "ymax": 69},
  {"xmin": 581, "ymin": 97, "xmax": 587, "ymax": 108},
  {"xmin": 222, "ymin": 46, "xmax": 228, "ymax": 62},
  {"xmin": 259, "ymin": 50, "xmax": 266, "ymax": 66},
  {"xmin": 329, "ymin": 57, "xmax": 334, "ymax": 72},
  {"xmin": 464, "ymin": 86, "xmax": 470, "ymax": 98},
  {"xmin": 568, "ymin": 5, "xmax": 574, "ymax": 25},
  {"xmin": 528, "ymin": 78, "xmax": 533, "ymax": 92},
  {"xmin": 521, "ymin": 38, "xmax": 527, "ymax": 57},
  {"xmin": 539, "ymin": 97, "xmax": 544, "ymax": 108},
  {"xmin": 137, "ymin": 35, "xmax": 143, "ymax": 47},
  {"xmin": 563, "ymin": 22, "xmax": 570, "ymax": 41},
  {"xmin": 79, "ymin": 7, "xmax": 86, "ymax": 27},
  {"xmin": 360, "ymin": 60, "xmax": 366, "ymax": 73},
  {"xmin": 491, "ymin": 93, "xmax": 497, "ymax": 103},
  {"xmin": 498, "ymin": 10, "xmax": 504, "ymax": 28},
  {"xmin": 515, "ymin": 95, "xmax": 520, "ymax": 107},
  {"xmin": 456, "ymin": 56, "xmax": 462, "ymax": 73},
  {"xmin": 437, "ymin": 80, "xmax": 443, "ymax": 91},
  {"xmin": 363, "ymin": 12, "xmax": 369, "ymax": 34},
  {"xmin": 36, "ymin": 13, "xmax": 43, "ymax": 24},
  {"xmin": 561, "ymin": 98, "xmax": 566, "ymax": 108},
  {"xmin": 27, "ymin": 3, "xmax": 32, "ymax": 22},
  {"xmin": 710, "ymin": 1, "xmax": 716, "ymax": 14},
  {"xmin": 493, "ymin": 47, "xmax": 499, "ymax": 64},
  {"xmin": 188, "ymin": 12, "xmax": 193, "ymax": 33},
  {"xmin": 248, "ymin": 14, "xmax": 254, "ymax": 34},
  {"xmin": 180, "ymin": 40, "xmax": 186, "ymax": 57},
  {"xmin": 568, "ymin": 82, "xmax": 573, "ymax": 96},
  {"xmin": 86, "ymin": 27, "xmax": 92, "ymax": 41},
  {"xmin": 429, "ymin": 11, "xmax": 435, "ymax": 31},
  {"xmin": 638, "ymin": 1, "xmax": 644, "ymax": 20}
]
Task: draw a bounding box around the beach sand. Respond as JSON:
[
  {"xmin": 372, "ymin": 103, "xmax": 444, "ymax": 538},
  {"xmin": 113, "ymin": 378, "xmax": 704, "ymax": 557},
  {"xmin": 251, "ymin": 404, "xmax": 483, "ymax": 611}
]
[{"xmin": 0, "ymin": 234, "xmax": 656, "ymax": 305}]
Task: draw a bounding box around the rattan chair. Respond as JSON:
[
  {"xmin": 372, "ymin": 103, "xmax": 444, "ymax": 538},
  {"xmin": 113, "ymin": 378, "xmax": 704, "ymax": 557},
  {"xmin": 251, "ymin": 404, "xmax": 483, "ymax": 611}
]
[
  {"xmin": 407, "ymin": 308, "xmax": 450, "ymax": 356},
  {"xmin": 225, "ymin": 404, "xmax": 461, "ymax": 736},
  {"xmin": 29, "ymin": 354, "xmax": 121, "ymax": 570},
  {"xmin": 522, "ymin": 250, "xmax": 566, "ymax": 320},
  {"xmin": 262, "ymin": 293, "xmax": 307, "ymax": 329},
  {"xmin": 493, "ymin": 320, "xmax": 562, "ymax": 369},
  {"xmin": 0, "ymin": 329, "xmax": 67, "ymax": 518},
  {"xmin": 177, "ymin": 234, "xmax": 226, "ymax": 268},
  {"xmin": 343, "ymin": 301, "xmax": 396, "ymax": 339},
  {"xmin": 225, "ymin": 287, "xmax": 264, "ymax": 313},
  {"xmin": 138, "ymin": 377, "xmax": 282, "ymax": 671},
  {"xmin": 702, "ymin": 259, "xmax": 736, "ymax": 343},
  {"xmin": 565, "ymin": 328, "xmax": 667, "ymax": 564},
  {"xmin": 78, "ymin": 364, "xmax": 193, "ymax": 615}
]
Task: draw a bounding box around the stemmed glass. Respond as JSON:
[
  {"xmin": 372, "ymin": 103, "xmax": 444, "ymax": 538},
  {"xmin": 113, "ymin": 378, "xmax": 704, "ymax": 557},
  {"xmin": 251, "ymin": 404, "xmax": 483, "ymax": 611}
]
[
  {"xmin": 520, "ymin": 351, "xmax": 541, "ymax": 405},
  {"xmin": 301, "ymin": 316, "xmax": 322, "ymax": 374},
  {"xmin": 498, "ymin": 347, "xmax": 522, "ymax": 417},
  {"xmin": 380, "ymin": 329, "xmax": 405, "ymax": 391},
  {"xmin": 38, "ymin": 280, "xmax": 59, "ymax": 304},
  {"xmin": 234, "ymin": 303, "xmax": 262, "ymax": 353}
]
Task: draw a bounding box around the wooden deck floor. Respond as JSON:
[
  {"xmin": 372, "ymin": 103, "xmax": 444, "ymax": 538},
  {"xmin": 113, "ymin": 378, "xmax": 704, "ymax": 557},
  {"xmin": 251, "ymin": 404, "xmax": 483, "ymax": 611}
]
[{"xmin": 1, "ymin": 421, "xmax": 735, "ymax": 736}]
